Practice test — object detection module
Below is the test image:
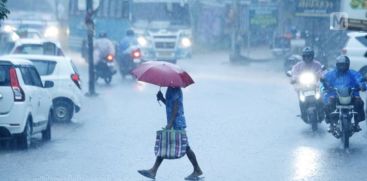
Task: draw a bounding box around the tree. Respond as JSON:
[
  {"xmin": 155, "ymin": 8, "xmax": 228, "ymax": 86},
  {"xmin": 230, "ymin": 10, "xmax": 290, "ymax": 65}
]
[{"xmin": 0, "ymin": 0, "xmax": 9, "ymax": 20}]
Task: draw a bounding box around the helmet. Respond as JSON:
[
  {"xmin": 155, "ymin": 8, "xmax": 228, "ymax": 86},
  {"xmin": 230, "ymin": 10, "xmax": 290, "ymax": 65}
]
[
  {"xmin": 126, "ymin": 29, "xmax": 135, "ymax": 36},
  {"xmin": 302, "ymin": 47, "xmax": 314, "ymax": 63},
  {"xmin": 98, "ymin": 32, "xmax": 107, "ymax": 38},
  {"xmin": 336, "ymin": 55, "xmax": 350, "ymax": 73}
]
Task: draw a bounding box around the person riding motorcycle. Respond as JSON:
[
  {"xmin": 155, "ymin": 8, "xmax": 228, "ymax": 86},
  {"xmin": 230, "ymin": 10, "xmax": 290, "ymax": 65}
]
[
  {"xmin": 322, "ymin": 55, "xmax": 366, "ymax": 132},
  {"xmin": 93, "ymin": 32, "xmax": 115, "ymax": 65},
  {"xmin": 291, "ymin": 47, "xmax": 324, "ymax": 122},
  {"xmin": 118, "ymin": 29, "xmax": 137, "ymax": 54}
]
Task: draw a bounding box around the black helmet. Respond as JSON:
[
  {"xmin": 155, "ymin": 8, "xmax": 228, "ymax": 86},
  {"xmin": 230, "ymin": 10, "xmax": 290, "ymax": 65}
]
[
  {"xmin": 302, "ymin": 47, "xmax": 314, "ymax": 63},
  {"xmin": 336, "ymin": 55, "xmax": 350, "ymax": 73},
  {"xmin": 126, "ymin": 29, "xmax": 135, "ymax": 36}
]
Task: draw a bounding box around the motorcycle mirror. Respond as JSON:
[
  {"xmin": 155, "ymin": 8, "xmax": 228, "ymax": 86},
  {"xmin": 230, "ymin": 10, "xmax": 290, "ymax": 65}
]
[
  {"xmin": 286, "ymin": 70, "xmax": 292, "ymax": 77},
  {"xmin": 321, "ymin": 65, "xmax": 327, "ymax": 71}
]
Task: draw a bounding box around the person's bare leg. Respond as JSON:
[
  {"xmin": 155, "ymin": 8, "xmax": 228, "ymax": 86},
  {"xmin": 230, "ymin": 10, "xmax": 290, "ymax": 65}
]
[
  {"xmin": 185, "ymin": 147, "xmax": 203, "ymax": 179},
  {"xmin": 138, "ymin": 157, "xmax": 164, "ymax": 179}
]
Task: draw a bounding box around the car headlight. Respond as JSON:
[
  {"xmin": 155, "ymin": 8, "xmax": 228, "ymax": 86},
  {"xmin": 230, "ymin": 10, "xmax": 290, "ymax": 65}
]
[
  {"xmin": 137, "ymin": 36, "xmax": 148, "ymax": 47},
  {"xmin": 3, "ymin": 25, "xmax": 16, "ymax": 32},
  {"xmin": 44, "ymin": 26, "xmax": 59, "ymax": 38},
  {"xmin": 299, "ymin": 72, "xmax": 316, "ymax": 85},
  {"xmin": 181, "ymin": 37, "xmax": 192, "ymax": 48}
]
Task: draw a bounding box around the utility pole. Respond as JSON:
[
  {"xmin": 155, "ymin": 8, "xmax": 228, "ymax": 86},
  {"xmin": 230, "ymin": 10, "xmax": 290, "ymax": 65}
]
[
  {"xmin": 230, "ymin": 0, "xmax": 239, "ymax": 62},
  {"xmin": 85, "ymin": 0, "xmax": 96, "ymax": 96}
]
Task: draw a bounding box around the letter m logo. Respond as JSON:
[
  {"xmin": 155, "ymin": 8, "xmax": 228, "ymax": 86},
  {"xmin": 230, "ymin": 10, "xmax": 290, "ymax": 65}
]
[{"xmin": 330, "ymin": 12, "xmax": 348, "ymax": 30}]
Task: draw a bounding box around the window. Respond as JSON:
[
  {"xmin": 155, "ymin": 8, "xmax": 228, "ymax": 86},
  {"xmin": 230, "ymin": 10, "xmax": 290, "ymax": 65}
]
[
  {"xmin": 14, "ymin": 44, "xmax": 44, "ymax": 55},
  {"xmin": 20, "ymin": 67, "xmax": 33, "ymax": 86},
  {"xmin": 30, "ymin": 60, "xmax": 57, "ymax": 76},
  {"xmin": 0, "ymin": 65, "xmax": 10, "ymax": 86},
  {"xmin": 356, "ymin": 36, "xmax": 367, "ymax": 47},
  {"xmin": 29, "ymin": 68, "xmax": 43, "ymax": 87}
]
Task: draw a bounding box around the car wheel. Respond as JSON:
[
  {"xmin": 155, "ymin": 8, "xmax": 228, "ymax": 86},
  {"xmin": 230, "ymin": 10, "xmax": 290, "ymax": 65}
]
[
  {"xmin": 17, "ymin": 119, "xmax": 32, "ymax": 149},
  {"xmin": 53, "ymin": 100, "xmax": 73, "ymax": 122},
  {"xmin": 42, "ymin": 113, "xmax": 52, "ymax": 141}
]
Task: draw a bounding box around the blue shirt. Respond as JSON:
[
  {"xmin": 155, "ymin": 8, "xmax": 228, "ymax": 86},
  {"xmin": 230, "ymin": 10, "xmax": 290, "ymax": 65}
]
[
  {"xmin": 322, "ymin": 69, "xmax": 363, "ymax": 102},
  {"xmin": 165, "ymin": 87, "xmax": 186, "ymax": 130},
  {"xmin": 118, "ymin": 36, "xmax": 136, "ymax": 53}
]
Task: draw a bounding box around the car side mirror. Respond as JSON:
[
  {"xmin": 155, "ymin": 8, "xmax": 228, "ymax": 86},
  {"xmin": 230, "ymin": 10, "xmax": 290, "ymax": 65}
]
[{"xmin": 44, "ymin": 81, "xmax": 54, "ymax": 88}]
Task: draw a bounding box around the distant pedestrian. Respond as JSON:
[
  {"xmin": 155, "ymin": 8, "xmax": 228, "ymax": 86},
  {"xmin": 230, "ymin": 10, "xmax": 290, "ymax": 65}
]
[{"xmin": 138, "ymin": 87, "xmax": 203, "ymax": 180}]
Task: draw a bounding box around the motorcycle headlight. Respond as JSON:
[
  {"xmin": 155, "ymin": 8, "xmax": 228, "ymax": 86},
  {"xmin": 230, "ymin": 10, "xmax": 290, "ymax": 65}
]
[
  {"xmin": 44, "ymin": 26, "xmax": 59, "ymax": 38},
  {"xmin": 181, "ymin": 37, "xmax": 192, "ymax": 48},
  {"xmin": 137, "ymin": 36, "xmax": 148, "ymax": 47},
  {"xmin": 299, "ymin": 72, "xmax": 316, "ymax": 85}
]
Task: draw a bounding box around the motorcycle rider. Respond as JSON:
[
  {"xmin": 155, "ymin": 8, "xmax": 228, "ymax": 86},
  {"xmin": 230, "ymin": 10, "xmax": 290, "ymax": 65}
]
[
  {"xmin": 322, "ymin": 55, "xmax": 366, "ymax": 133},
  {"xmin": 93, "ymin": 32, "xmax": 115, "ymax": 65},
  {"xmin": 118, "ymin": 29, "xmax": 137, "ymax": 54},
  {"xmin": 291, "ymin": 47, "xmax": 324, "ymax": 122},
  {"xmin": 117, "ymin": 29, "xmax": 139, "ymax": 77}
]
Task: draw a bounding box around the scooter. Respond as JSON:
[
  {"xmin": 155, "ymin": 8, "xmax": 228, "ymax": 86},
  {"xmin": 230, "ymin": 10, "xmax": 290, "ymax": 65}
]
[{"xmin": 95, "ymin": 54, "xmax": 117, "ymax": 84}]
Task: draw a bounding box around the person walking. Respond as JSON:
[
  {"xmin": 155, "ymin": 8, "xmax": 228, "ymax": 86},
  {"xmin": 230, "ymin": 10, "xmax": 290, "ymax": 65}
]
[{"xmin": 138, "ymin": 87, "xmax": 203, "ymax": 180}]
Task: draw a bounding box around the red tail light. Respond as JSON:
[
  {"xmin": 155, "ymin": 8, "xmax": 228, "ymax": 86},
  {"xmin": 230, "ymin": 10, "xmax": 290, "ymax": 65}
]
[
  {"xmin": 132, "ymin": 49, "xmax": 141, "ymax": 59},
  {"xmin": 9, "ymin": 67, "xmax": 25, "ymax": 101},
  {"xmin": 106, "ymin": 54, "xmax": 114, "ymax": 62},
  {"xmin": 71, "ymin": 73, "xmax": 81, "ymax": 89}
]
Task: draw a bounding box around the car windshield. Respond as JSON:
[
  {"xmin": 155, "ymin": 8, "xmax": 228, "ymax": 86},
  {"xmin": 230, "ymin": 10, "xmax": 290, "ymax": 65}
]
[
  {"xmin": 0, "ymin": 65, "xmax": 10, "ymax": 86},
  {"xmin": 30, "ymin": 60, "xmax": 57, "ymax": 76},
  {"xmin": 132, "ymin": 2, "xmax": 190, "ymax": 28}
]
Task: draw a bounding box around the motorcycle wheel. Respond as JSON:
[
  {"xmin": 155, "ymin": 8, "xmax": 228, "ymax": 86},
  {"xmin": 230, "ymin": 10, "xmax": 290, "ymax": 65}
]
[
  {"xmin": 341, "ymin": 118, "xmax": 350, "ymax": 149},
  {"xmin": 104, "ymin": 75, "xmax": 112, "ymax": 84},
  {"xmin": 309, "ymin": 111, "xmax": 318, "ymax": 132}
]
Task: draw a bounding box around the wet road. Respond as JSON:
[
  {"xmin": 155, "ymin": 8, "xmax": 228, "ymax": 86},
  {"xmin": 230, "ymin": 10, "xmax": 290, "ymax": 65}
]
[{"xmin": 1, "ymin": 51, "xmax": 367, "ymax": 181}]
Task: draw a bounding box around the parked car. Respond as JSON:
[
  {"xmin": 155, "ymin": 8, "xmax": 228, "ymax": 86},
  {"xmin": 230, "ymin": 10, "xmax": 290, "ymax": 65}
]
[
  {"xmin": 10, "ymin": 39, "xmax": 65, "ymax": 56},
  {"xmin": 342, "ymin": 32, "xmax": 367, "ymax": 76},
  {"xmin": 0, "ymin": 57, "xmax": 54, "ymax": 149},
  {"xmin": 4, "ymin": 54, "xmax": 82, "ymax": 122}
]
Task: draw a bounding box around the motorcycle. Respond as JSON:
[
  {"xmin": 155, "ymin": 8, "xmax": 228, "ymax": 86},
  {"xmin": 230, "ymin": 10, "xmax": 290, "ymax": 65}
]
[
  {"xmin": 288, "ymin": 71, "xmax": 323, "ymax": 131},
  {"xmin": 95, "ymin": 54, "xmax": 117, "ymax": 84},
  {"xmin": 117, "ymin": 46, "xmax": 142, "ymax": 78},
  {"xmin": 330, "ymin": 88, "xmax": 359, "ymax": 149}
]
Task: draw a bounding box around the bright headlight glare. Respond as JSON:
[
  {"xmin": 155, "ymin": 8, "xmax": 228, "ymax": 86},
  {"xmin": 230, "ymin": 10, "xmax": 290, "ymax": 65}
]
[
  {"xmin": 181, "ymin": 37, "xmax": 192, "ymax": 47},
  {"xmin": 44, "ymin": 26, "xmax": 59, "ymax": 38},
  {"xmin": 137, "ymin": 36, "xmax": 148, "ymax": 47},
  {"xmin": 299, "ymin": 73, "xmax": 316, "ymax": 85},
  {"xmin": 4, "ymin": 25, "xmax": 15, "ymax": 32}
]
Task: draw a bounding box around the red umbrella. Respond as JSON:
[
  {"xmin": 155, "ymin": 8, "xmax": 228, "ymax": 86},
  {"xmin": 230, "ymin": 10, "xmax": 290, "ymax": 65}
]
[{"xmin": 131, "ymin": 61, "xmax": 194, "ymax": 88}]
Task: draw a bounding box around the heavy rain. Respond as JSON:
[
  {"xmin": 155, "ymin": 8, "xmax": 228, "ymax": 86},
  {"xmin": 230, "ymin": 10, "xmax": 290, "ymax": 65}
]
[{"xmin": 0, "ymin": 0, "xmax": 367, "ymax": 180}]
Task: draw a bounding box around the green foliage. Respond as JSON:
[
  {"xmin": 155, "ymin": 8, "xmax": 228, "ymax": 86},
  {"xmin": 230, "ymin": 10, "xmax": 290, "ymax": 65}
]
[{"xmin": 0, "ymin": 0, "xmax": 9, "ymax": 20}]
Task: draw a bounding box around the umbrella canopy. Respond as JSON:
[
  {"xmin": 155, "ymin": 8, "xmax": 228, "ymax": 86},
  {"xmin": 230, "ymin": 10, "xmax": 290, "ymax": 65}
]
[{"xmin": 131, "ymin": 61, "xmax": 194, "ymax": 88}]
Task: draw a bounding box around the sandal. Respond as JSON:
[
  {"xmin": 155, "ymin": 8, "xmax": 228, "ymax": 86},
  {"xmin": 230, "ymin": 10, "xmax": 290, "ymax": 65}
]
[{"xmin": 138, "ymin": 170, "xmax": 155, "ymax": 180}]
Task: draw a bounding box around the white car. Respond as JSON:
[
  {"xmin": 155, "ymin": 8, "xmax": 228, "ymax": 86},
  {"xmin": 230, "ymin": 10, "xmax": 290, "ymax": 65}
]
[
  {"xmin": 10, "ymin": 38, "xmax": 65, "ymax": 57},
  {"xmin": 343, "ymin": 32, "xmax": 367, "ymax": 75},
  {"xmin": 0, "ymin": 57, "xmax": 54, "ymax": 149},
  {"xmin": 4, "ymin": 55, "xmax": 83, "ymax": 122}
]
